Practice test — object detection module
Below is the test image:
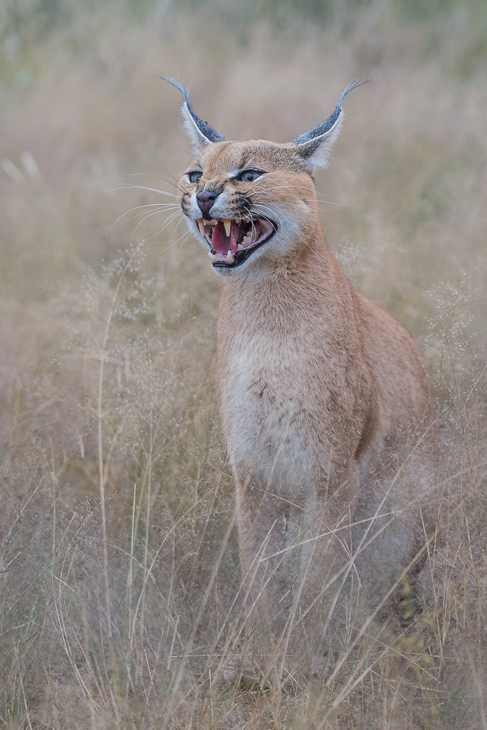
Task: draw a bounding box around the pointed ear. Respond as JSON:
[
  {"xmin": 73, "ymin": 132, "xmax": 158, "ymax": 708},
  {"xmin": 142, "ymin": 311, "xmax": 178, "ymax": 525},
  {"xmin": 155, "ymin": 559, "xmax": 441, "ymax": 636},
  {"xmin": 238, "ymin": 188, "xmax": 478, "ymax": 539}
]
[
  {"xmin": 293, "ymin": 114, "xmax": 344, "ymax": 173},
  {"xmin": 180, "ymin": 103, "xmax": 213, "ymax": 153},
  {"xmin": 162, "ymin": 75, "xmax": 226, "ymax": 154},
  {"xmin": 291, "ymin": 79, "xmax": 367, "ymax": 174}
]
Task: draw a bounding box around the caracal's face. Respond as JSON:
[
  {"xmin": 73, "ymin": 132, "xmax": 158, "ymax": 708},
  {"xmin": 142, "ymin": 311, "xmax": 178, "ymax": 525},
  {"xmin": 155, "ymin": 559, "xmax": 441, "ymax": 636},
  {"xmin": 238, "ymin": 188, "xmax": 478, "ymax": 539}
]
[{"xmin": 179, "ymin": 140, "xmax": 318, "ymax": 276}]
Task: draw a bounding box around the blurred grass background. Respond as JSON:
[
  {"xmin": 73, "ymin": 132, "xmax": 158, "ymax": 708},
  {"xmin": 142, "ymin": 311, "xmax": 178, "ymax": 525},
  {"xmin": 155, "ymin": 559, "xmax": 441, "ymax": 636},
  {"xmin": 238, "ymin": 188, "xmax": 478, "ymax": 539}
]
[{"xmin": 0, "ymin": 0, "xmax": 487, "ymax": 727}]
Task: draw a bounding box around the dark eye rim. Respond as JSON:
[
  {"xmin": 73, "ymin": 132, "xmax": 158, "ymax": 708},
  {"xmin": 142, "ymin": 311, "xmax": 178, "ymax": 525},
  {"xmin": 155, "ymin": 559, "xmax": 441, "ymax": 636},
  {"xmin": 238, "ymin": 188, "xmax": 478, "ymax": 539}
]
[
  {"xmin": 187, "ymin": 170, "xmax": 203, "ymax": 183},
  {"xmin": 236, "ymin": 169, "xmax": 266, "ymax": 182}
]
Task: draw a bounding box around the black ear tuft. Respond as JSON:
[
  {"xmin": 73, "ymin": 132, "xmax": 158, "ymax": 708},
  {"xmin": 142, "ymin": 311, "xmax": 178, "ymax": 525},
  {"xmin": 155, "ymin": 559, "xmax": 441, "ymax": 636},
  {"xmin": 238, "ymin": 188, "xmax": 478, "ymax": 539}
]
[
  {"xmin": 291, "ymin": 79, "xmax": 368, "ymax": 172},
  {"xmin": 163, "ymin": 75, "xmax": 226, "ymax": 152}
]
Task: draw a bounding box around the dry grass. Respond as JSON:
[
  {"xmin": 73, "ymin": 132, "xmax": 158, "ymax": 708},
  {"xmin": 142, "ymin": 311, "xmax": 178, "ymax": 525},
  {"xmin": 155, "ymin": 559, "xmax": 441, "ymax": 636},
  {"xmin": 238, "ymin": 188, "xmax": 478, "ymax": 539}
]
[{"xmin": 1, "ymin": 2, "xmax": 487, "ymax": 727}]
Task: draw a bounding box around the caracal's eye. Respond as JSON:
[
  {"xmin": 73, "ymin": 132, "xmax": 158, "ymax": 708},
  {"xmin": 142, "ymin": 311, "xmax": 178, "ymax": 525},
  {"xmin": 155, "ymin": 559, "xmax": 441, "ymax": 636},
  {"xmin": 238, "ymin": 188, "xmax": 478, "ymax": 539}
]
[
  {"xmin": 187, "ymin": 170, "xmax": 202, "ymax": 183},
  {"xmin": 238, "ymin": 169, "xmax": 263, "ymax": 182}
]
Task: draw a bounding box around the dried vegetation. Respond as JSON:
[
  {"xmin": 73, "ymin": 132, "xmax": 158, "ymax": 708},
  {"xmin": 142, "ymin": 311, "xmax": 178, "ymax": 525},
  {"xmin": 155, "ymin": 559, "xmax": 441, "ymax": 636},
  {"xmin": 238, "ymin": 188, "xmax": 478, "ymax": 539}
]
[{"xmin": 0, "ymin": 1, "xmax": 487, "ymax": 727}]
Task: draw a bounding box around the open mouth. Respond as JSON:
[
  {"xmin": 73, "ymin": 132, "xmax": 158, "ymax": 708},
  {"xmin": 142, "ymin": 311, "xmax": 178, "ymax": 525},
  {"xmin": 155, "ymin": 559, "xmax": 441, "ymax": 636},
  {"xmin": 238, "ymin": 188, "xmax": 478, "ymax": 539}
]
[{"xmin": 196, "ymin": 217, "xmax": 276, "ymax": 268}]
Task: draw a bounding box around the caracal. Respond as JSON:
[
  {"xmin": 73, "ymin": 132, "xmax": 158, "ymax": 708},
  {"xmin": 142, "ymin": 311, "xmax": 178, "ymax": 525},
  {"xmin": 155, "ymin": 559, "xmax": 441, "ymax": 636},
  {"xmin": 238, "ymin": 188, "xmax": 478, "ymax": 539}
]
[{"xmin": 166, "ymin": 77, "xmax": 436, "ymax": 676}]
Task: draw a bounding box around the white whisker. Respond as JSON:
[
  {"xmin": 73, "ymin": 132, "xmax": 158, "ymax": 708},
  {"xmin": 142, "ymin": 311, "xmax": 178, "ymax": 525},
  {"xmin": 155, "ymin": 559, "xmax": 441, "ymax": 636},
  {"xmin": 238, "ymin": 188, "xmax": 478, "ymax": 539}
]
[
  {"xmin": 134, "ymin": 205, "xmax": 179, "ymax": 218},
  {"xmin": 250, "ymin": 184, "xmax": 348, "ymax": 206},
  {"xmin": 140, "ymin": 212, "xmax": 187, "ymax": 245},
  {"xmin": 107, "ymin": 204, "xmax": 179, "ymax": 235},
  {"xmin": 130, "ymin": 207, "xmax": 182, "ymax": 242},
  {"xmin": 104, "ymin": 184, "xmax": 181, "ymax": 199}
]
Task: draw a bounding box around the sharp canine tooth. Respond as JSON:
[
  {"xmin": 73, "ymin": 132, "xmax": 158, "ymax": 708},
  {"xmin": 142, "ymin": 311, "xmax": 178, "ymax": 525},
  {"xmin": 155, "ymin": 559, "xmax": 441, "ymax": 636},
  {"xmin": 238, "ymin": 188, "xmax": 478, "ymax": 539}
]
[
  {"xmin": 223, "ymin": 220, "xmax": 231, "ymax": 237},
  {"xmin": 208, "ymin": 251, "xmax": 217, "ymax": 261},
  {"xmin": 226, "ymin": 250, "xmax": 234, "ymax": 263},
  {"xmin": 198, "ymin": 220, "xmax": 205, "ymax": 235}
]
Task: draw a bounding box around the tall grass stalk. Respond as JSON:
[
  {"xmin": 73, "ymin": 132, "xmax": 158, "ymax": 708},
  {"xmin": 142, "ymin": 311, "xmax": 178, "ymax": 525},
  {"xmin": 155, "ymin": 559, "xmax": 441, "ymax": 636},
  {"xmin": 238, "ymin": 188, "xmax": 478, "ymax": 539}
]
[{"xmin": 1, "ymin": 1, "xmax": 487, "ymax": 727}]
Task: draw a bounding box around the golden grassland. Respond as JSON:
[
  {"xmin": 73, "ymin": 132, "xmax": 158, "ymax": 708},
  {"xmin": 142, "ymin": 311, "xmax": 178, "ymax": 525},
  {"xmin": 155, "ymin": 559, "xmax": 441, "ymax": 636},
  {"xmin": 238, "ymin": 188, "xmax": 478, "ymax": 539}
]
[{"xmin": 1, "ymin": 2, "xmax": 487, "ymax": 727}]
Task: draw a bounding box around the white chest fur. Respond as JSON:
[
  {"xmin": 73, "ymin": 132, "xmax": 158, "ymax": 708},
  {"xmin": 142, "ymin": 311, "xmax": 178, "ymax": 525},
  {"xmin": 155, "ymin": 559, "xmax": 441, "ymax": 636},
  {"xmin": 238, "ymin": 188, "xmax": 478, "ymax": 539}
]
[{"xmin": 216, "ymin": 274, "xmax": 367, "ymax": 500}]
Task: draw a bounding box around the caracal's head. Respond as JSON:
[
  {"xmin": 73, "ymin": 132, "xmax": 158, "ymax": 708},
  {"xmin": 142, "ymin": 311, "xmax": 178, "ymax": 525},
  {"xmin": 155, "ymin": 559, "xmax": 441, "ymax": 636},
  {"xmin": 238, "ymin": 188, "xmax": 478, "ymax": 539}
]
[{"xmin": 165, "ymin": 76, "xmax": 365, "ymax": 276}]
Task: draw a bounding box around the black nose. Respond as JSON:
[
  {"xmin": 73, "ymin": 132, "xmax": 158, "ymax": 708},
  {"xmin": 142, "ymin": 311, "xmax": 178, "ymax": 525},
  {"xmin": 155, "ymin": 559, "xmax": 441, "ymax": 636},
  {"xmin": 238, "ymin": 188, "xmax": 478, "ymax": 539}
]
[{"xmin": 196, "ymin": 189, "xmax": 219, "ymax": 219}]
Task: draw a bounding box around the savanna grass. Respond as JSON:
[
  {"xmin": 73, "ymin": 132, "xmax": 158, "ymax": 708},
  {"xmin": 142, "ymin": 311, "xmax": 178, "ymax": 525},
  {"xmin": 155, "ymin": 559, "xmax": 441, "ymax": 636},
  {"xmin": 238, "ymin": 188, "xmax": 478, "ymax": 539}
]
[{"xmin": 1, "ymin": 1, "xmax": 486, "ymax": 727}]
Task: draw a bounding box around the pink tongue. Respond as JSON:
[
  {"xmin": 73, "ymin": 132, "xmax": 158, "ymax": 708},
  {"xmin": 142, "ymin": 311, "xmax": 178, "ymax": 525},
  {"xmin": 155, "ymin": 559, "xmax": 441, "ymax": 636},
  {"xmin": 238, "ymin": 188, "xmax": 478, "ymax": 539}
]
[{"xmin": 212, "ymin": 221, "xmax": 238, "ymax": 254}]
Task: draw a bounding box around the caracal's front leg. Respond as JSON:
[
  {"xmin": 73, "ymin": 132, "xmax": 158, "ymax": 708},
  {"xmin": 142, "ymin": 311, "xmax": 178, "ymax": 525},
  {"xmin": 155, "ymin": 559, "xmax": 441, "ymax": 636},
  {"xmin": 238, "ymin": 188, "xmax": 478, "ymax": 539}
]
[
  {"xmin": 279, "ymin": 465, "xmax": 361, "ymax": 676},
  {"xmin": 235, "ymin": 463, "xmax": 361, "ymax": 682}
]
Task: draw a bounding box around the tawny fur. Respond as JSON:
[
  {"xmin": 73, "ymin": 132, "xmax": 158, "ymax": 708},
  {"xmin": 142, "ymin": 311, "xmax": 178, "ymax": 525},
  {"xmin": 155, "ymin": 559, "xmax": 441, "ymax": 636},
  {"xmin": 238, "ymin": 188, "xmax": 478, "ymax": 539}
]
[{"xmin": 170, "ymin": 85, "xmax": 434, "ymax": 669}]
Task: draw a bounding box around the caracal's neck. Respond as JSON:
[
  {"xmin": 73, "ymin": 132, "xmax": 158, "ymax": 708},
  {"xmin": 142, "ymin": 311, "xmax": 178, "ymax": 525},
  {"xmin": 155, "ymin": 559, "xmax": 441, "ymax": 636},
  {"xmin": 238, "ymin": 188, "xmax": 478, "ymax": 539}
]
[{"xmin": 221, "ymin": 218, "xmax": 331, "ymax": 296}]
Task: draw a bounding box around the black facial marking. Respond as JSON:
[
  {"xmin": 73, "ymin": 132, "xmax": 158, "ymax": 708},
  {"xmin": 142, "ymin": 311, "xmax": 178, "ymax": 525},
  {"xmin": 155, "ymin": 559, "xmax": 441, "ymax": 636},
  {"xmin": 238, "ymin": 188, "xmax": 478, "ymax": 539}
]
[{"xmin": 180, "ymin": 191, "xmax": 191, "ymax": 215}]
